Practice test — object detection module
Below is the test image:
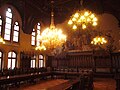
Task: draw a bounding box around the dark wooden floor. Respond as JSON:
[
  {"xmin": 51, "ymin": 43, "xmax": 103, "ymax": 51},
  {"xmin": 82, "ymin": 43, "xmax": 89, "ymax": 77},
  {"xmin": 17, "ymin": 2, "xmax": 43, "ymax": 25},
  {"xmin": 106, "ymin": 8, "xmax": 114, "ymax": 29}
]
[
  {"xmin": 94, "ymin": 78, "xmax": 116, "ymax": 90},
  {"xmin": 8, "ymin": 78, "xmax": 116, "ymax": 90}
]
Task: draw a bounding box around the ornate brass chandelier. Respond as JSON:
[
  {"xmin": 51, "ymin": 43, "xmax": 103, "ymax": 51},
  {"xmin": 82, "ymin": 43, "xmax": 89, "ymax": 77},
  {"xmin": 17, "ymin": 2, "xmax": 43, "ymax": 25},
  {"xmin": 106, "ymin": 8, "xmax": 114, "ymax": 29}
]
[
  {"xmin": 36, "ymin": 0, "xmax": 67, "ymax": 51},
  {"xmin": 91, "ymin": 36, "xmax": 107, "ymax": 45},
  {"xmin": 68, "ymin": 0, "xmax": 98, "ymax": 30}
]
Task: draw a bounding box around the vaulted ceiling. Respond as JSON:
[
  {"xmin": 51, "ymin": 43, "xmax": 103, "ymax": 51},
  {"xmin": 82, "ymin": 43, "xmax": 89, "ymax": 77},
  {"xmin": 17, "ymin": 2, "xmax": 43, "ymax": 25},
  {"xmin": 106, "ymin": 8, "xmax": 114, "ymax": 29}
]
[{"xmin": 0, "ymin": 0, "xmax": 120, "ymax": 34}]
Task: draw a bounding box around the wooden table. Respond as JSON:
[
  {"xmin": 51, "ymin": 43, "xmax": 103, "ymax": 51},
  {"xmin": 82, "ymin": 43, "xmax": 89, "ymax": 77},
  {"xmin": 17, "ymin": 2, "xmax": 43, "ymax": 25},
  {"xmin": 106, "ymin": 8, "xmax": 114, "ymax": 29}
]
[
  {"xmin": 46, "ymin": 79, "xmax": 80, "ymax": 90},
  {"xmin": 0, "ymin": 71, "xmax": 92, "ymax": 89}
]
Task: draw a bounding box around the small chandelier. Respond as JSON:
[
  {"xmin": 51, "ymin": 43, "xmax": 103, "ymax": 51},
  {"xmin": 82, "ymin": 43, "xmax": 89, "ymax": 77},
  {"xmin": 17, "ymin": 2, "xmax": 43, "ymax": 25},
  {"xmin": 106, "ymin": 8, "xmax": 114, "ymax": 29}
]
[
  {"xmin": 68, "ymin": 0, "xmax": 98, "ymax": 30},
  {"xmin": 0, "ymin": 36, "xmax": 5, "ymax": 44},
  {"xmin": 91, "ymin": 36, "xmax": 107, "ymax": 45},
  {"xmin": 36, "ymin": 0, "xmax": 67, "ymax": 50}
]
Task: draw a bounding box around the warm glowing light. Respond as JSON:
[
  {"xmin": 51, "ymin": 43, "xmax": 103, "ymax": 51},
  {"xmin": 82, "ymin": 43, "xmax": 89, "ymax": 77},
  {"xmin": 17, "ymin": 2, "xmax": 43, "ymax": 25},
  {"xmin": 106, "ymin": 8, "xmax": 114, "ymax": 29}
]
[
  {"xmin": 35, "ymin": 0, "xmax": 67, "ymax": 51},
  {"xmin": 82, "ymin": 24, "xmax": 86, "ymax": 29},
  {"xmin": 93, "ymin": 22, "xmax": 97, "ymax": 26},
  {"xmin": 35, "ymin": 44, "xmax": 46, "ymax": 51},
  {"xmin": 74, "ymin": 13, "xmax": 79, "ymax": 18},
  {"xmin": 68, "ymin": 9, "xmax": 98, "ymax": 30},
  {"xmin": 0, "ymin": 36, "xmax": 5, "ymax": 44},
  {"xmin": 84, "ymin": 11, "xmax": 89, "ymax": 16},
  {"xmin": 91, "ymin": 36, "xmax": 107, "ymax": 45},
  {"xmin": 73, "ymin": 25, "xmax": 77, "ymax": 30},
  {"xmin": 68, "ymin": 20, "xmax": 73, "ymax": 25},
  {"xmin": 40, "ymin": 27, "xmax": 67, "ymax": 50},
  {"xmin": 72, "ymin": 18, "xmax": 76, "ymax": 21}
]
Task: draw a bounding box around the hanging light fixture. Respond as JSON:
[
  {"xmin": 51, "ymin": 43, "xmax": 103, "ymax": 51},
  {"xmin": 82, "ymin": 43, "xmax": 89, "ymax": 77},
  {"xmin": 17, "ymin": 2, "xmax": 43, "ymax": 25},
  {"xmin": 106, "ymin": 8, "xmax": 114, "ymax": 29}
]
[
  {"xmin": 36, "ymin": 0, "xmax": 67, "ymax": 51},
  {"xmin": 91, "ymin": 36, "xmax": 107, "ymax": 45},
  {"xmin": 0, "ymin": 36, "xmax": 5, "ymax": 44},
  {"xmin": 68, "ymin": 0, "xmax": 98, "ymax": 30}
]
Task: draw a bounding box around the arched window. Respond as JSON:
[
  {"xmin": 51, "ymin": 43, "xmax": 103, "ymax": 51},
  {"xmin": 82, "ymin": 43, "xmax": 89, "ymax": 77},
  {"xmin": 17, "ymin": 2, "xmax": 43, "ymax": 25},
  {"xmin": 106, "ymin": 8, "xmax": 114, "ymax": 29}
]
[
  {"xmin": 31, "ymin": 55, "xmax": 36, "ymax": 68},
  {"xmin": 0, "ymin": 16, "xmax": 2, "ymax": 36},
  {"xmin": 38, "ymin": 54, "xmax": 44, "ymax": 68},
  {"xmin": 36, "ymin": 23, "xmax": 41, "ymax": 46},
  {"xmin": 0, "ymin": 51, "xmax": 3, "ymax": 70},
  {"xmin": 13, "ymin": 22, "xmax": 19, "ymax": 42},
  {"xmin": 31, "ymin": 29, "xmax": 36, "ymax": 45},
  {"xmin": 31, "ymin": 23, "xmax": 41, "ymax": 46},
  {"xmin": 4, "ymin": 8, "xmax": 12, "ymax": 40},
  {"xmin": 8, "ymin": 51, "xmax": 17, "ymax": 69}
]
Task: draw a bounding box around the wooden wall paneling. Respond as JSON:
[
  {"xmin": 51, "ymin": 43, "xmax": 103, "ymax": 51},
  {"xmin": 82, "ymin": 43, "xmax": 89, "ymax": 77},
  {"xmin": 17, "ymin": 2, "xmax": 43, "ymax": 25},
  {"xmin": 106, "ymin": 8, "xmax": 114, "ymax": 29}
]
[
  {"xmin": 73, "ymin": 56, "xmax": 75, "ymax": 67},
  {"xmin": 58, "ymin": 59, "xmax": 60, "ymax": 67},
  {"xmin": 116, "ymin": 54, "xmax": 119, "ymax": 72},
  {"xmin": 75, "ymin": 56, "xmax": 77, "ymax": 68},
  {"xmin": 86, "ymin": 56, "xmax": 89, "ymax": 67},
  {"xmin": 111, "ymin": 52, "xmax": 120, "ymax": 73},
  {"xmin": 86, "ymin": 56, "xmax": 89, "ymax": 68},
  {"xmin": 65, "ymin": 58, "xmax": 67, "ymax": 67},
  {"xmin": 76, "ymin": 56, "xmax": 78, "ymax": 68},
  {"xmin": 74, "ymin": 56, "xmax": 76, "ymax": 68},
  {"xmin": 78, "ymin": 56, "xmax": 80, "ymax": 68},
  {"xmin": 86, "ymin": 56, "xmax": 88, "ymax": 68},
  {"xmin": 82, "ymin": 55, "xmax": 84, "ymax": 68},
  {"xmin": 72, "ymin": 56, "xmax": 74, "ymax": 68},
  {"xmin": 62, "ymin": 59, "xmax": 64, "ymax": 67},
  {"xmin": 64, "ymin": 59, "xmax": 66, "ymax": 67},
  {"xmin": 71, "ymin": 56, "xmax": 73, "ymax": 68},
  {"xmin": 50, "ymin": 51, "xmax": 120, "ymax": 74},
  {"xmin": 80, "ymin": 56, "xmax": 82, "ymax": 68},
  {"xmin": 82, "ymin": 55, "xmax": 85, "ymax": 68},
  {"xmin": 46, "ymin": 56, "xmax": 53, "ymax": 67},
  {"xmin": 62, "ymin": 59, "xmax": 65, "ymax": 67},
  {"xmin": 20, "ymin": 52, "xmax": 31, "ymax": 69},
  {"xmin": 89, "ymin": 55, "xmax": 92, "ymax": 68},
  {"xmin": 67, "ymin": 55, "xmax": 70, "ymax": 68},
  {"xmin": 93, "ymin": 51, "xmax": 112, "ymax": 73},
  {"xmin": 52, "ymin": 58, "xmax": 57, "ymax": 67},
  {"xmin": 116, "ymin": 53, "xmax": 120, "ymax": 73},
  {"xmin": 118, "ymin": 55, "xmax": 120, "ymax": 71}
]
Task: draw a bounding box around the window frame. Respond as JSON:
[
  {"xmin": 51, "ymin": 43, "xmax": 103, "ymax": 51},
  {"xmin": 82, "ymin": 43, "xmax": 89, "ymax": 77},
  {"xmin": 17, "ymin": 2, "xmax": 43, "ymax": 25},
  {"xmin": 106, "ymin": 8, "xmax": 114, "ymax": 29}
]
[
  {"xmin": 30, "ymin": 55, "xmax": 36, "ymax": 68},
  {"xmin": 7, "ymin": 51, "xmax": 17, "ymax": 69},
  {"xmin": 0, "ymin": 16, "xmax": 3, "ymax": 36},
  {"xmin": 4, "ymin": 8, "xmax": 13, "ymax": 41},
  {"xmin": 31, "ymin": 29, "xmax": 36, "ymax": 46},
  {"xmin": 0, "ymin": 51, "xmax": 3, "ymax": 71},
  {"xmin": 31, "ymin": 23, "xmax": 41, "ymax": 46},
  {"xmin": 38, "ymin": 54, "xmax": 44, "ymax": 68},
  {"xmin": 12, "ymin": 21, "xmax": 20, "ymax": 43}
]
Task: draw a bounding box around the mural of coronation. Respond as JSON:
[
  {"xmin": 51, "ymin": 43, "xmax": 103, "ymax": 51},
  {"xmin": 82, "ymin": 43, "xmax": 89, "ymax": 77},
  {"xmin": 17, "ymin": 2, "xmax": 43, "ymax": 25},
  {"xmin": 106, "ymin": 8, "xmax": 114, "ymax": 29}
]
[{"xmin": 64, "ymin": 32, "xmax": 92, "ymax": 52}]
